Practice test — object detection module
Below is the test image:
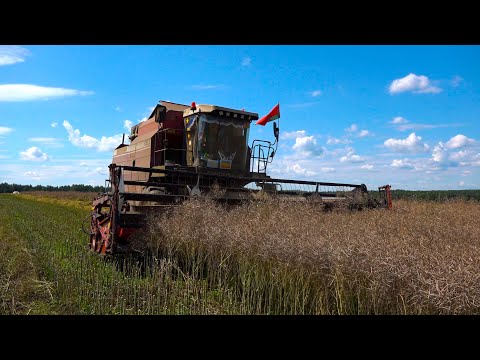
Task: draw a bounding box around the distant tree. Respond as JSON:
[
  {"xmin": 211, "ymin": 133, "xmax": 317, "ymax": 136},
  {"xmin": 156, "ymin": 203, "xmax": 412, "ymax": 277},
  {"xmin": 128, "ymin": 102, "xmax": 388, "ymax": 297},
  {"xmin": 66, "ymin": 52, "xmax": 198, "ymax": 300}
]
[{"xmin": 0, "ymin": 182, "xmax": 105, "ymax": 193}]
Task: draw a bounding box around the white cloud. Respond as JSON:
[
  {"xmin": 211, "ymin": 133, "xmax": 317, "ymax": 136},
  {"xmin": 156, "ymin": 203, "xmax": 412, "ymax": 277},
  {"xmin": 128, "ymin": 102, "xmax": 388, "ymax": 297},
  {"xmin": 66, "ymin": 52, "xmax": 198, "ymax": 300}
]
[
  {"xmin": 310, "ymin": 90, "xmax": 322, "ymax": 97},
  {"xmin": 50, "ymin": 122, "xmax": 58, "ymax": 128},
  {"xmin": 0, "ymin": 46, "xmax": 30, "ymax": 66},
  {"xmin": 391, "ymin": 159, "xmax": 415, "ymax": 169},
  {"xmin": 358, "ymin": 130, "xmax": 371, "ymax": 138},
  {"xmin": 345, "ymin": 124, "xmax": 358, "ymax": 133},
  {"xmin": 241, "ymin": 57, "xmax": 251, "ymax": 66},
  {"xmin": 361, "ymin": 164, "xmax": 374, "ymax": 170},
  {"xmin": 0, "ymin": 84, "xmax": 94, "ymax": 102},
  {"xmin": 461, "ymin": 170, "xmax": 471, "ymax": 176},
  {"xmin": 389, "ymin": 73, "xmax": 442, "ymax": 94},
  {"xmin": 340, "ymin": 147, "xmax": 365, "ymax": 163},
  {"xmin": 282, "ymin": 130, "xmax": 306, "ymax": 140},
  {"xmin": 395, "ymin": 122, "xmax": 460, "ymax": 132},
  {"xmin": 384, "ymin": 132, "xmax": 430, "ymax": 153},
  {"xmin": 344, "ymin": 123, "xmax": 371, "ymax": 138},
  {"xmin": 138, "ymin": 117, "xmax": 148, "ymax": 123},
  {"xmin": 124, "ymin": 120, "xmax": 134, "ymax": 131},
  {"xmin": 327, "ymin": 136, "xmax": 351, "ymax": 145},
  {"xmin": 459, "ymin": 181, "xmax": 465, "ymax": 186},
  {"xmin": 286, "ymin": 163, "xmax": 316, "ymax": 177},
  {"xmin": 28, "ymin": 137, "xmax": 58, "ymax": 142},
  {"xmin": 391, "ymin": 116, "xmax": 408, "ymax": 124},
  {"xmin": 451, "ymin": 75, "xmax": 463, "ymax": 87},
  {"xmin": 19, "ymin": 147, "xmax": 49, "ymax": 161},
  {"xmin": 95, "ymin": 167, "xmax": 108, "ymax": 176},
  {"xmin": 444, "ymin": 134, "xmax": 475, "ymax": 149},
  {"xmin": 431, "ymin": 139, "xmax": 480, "ymax": 168},
  {"xmin": 0, "ymin": 126, "xmax": 14, "ymax": 135},
  {"xmin": 1, "ymin": 158, "xmax": 113, "ymax": 186},
  {"xmin": 63, "ymin": 120, "xmax": 123, "ymax": 152},
  {"xmin": 23, "ymin": 171, "xmax": 42, "ymax": 180},
  {"xmin": 450, "ymin": 150, "xmax": 469, "ymax": 161},
  {"xmin": 321, "ymin": 167, "xmax": 335, "ymax": 173},
  {"xmin": 115, "ymin": 106, "xmax": 122, "ymax": 112},
  {"xmin": 191, "ymin": 84, "xmax": 222, "ymax": 90},
  {"xmin": 28, "ymin": 137, "xmax": 63, "ymax": 147},
  {"xmin": 432, "ymin": 144, "xmax": 449, "ymax": 164},
  {"xmin": 292, "ymin": 134, "xmax": 324, "ymax": 157},
  {"xmin": 431, "ymin": 143, "xmax": 458, "ymax": 167}
]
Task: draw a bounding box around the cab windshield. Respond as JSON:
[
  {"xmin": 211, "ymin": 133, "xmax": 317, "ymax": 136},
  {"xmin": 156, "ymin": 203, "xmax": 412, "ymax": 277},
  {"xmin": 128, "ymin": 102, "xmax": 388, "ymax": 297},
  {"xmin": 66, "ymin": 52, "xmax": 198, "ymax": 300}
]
[{"xmin": 196, "ymin": 114, "xmax": 250, "ymax": 171}]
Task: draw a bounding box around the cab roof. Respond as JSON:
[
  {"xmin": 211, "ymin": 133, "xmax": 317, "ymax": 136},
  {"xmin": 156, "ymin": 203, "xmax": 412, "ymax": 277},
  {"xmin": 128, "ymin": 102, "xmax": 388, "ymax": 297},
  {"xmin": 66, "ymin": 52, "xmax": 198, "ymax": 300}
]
[{"xmin": 183, "ymin": 104, "xmax": 259, "ymax": 121}]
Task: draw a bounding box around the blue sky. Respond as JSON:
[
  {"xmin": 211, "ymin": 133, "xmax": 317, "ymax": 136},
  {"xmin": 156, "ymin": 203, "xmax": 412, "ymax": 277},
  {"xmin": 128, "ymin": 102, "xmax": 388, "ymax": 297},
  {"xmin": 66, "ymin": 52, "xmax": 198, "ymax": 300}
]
[{"xmin": 0, "ymin": 45, "xmax": 479, "ymax": 190}]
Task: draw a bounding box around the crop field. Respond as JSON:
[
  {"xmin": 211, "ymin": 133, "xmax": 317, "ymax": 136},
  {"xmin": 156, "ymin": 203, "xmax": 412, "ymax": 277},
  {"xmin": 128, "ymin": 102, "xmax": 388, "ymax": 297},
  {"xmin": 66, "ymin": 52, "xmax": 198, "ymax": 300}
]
[{"xmin": 1, "ymin": 192, "xmax": 479, "ymax": 314}]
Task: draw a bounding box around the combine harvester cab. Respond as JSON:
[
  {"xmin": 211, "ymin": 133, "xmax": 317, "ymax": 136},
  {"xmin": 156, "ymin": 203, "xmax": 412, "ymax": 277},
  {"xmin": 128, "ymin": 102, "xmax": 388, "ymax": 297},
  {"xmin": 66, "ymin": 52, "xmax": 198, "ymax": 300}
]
[{"xmin": 89, "ymin": 100, "xmax": 392, "ymax": 255}]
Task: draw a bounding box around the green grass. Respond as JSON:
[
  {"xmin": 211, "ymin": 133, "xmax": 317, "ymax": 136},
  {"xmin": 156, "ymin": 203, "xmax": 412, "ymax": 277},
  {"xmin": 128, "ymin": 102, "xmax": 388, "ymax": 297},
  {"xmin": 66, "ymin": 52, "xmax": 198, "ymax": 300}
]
[{"xmin": 0, "ymin": 194, "xmax": 234, "ymax": 314}]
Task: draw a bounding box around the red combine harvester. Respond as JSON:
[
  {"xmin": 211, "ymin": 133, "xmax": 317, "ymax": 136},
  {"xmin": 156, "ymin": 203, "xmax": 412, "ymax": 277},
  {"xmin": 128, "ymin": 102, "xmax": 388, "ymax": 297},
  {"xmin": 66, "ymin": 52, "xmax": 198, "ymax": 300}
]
[{"xmin": 87, "ymin": 101, "xmax": 392, "ymax": 255}]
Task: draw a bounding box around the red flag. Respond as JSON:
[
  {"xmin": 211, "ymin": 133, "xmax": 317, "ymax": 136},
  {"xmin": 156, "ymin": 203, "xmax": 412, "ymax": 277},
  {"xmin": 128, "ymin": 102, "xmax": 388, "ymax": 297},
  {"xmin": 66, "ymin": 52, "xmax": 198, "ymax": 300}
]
[{"xmin": 256, "ymin": 103, "xmax": 280, "ymax": 126}]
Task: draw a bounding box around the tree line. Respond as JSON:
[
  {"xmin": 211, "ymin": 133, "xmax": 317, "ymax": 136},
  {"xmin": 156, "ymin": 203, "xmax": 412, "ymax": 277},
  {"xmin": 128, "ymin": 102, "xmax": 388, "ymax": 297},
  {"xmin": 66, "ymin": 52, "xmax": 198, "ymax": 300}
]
[
  {"xmin": 0, "ymin": 182, "xmax": 105, "ymax": 193},
  {"xmin": 1, "ymin": 182, "xmax": 478, "ymax": 201},
  {"xmin": 391, "ymin": 189, "xmax": 480, "ymax": 201}
]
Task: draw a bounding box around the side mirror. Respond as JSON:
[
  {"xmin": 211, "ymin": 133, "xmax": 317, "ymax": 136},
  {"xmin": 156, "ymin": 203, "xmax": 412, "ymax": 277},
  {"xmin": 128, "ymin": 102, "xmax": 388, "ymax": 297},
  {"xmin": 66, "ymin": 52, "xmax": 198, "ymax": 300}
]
[{"xmin": 273, "ymin": 122, "xmax": 279, "ymax": 140}]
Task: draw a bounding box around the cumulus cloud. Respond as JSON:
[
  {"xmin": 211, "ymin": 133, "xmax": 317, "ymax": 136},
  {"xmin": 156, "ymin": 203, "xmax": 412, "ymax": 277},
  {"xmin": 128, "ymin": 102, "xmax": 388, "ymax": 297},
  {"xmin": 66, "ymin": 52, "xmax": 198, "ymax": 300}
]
[
  {"xmin": 459, "ymin": 181, "xmax": 465, "ymax": 186},
  {"xmin": 444, "ymin": 134, "xmax": 475, "ymax": 149},
  {"xmin": 0, "ymin": 46, "xmax": 30, "ymax": 66},
  {"xmin": 449, "ymin": 150, "xmax": 469, "ymax": 161},
  {"xmin": 327, "ymin": 136, "xmax": 351, "ymax": 145},
  {"xmin": 384, "ymin": 132, "xmax": 430, "ymax": 153},
  {"xmin": 432, "ymin": 143, "xmax": 449, "ymax": 165},
  {"xmin": 0, "ymin": 84, "xmax": 94, "ymax": 102},
  {"xmin": 241, "ymin": 57, "xmax": 251, "ymax": 66},
  {"xmin": 340, "ymin": 147, "xmax": 365, "ymax": 163},
  {"xmin": 19, "ymin": 146, "xmax": 49, "ymax": 161},
  {"xmin": 50, "ymin": 122, "xmax": 58, "ymax": 128},
  {"xmin": 282, "ymin": 130, "xmax": 306, "ymax": 140},
  {"xmin": 358, "ymin": 130, "xmax": 371, "ymax": 138},
  {"xmin": 389, "ymin": 73, "xmax": 442, "ymax": 94},
  {"xmin": 0, "ymin": 126, "xmax": 14, "ymax": 135},
  {"xmin": 345, "ymin": 124, "xmax": 372, "ymax": 138},
  {"xmin": 431, "ymin": 138, "xmax": 479, "ymax": 168},
  {"xmin": 461, "ymin": 170, "xmax": 471, "ymax": 176},
  {"xmin": 310, "ymin": 90, "xmax": 322, "ymax": 97},
  {"xmin": 292, "ymin": 134, "xmax": 324, "ymax": 157},
  {"xmin": 286, "ymin": 163, "xmax": 316, "ymax": 177},
  {"xmin": 391, "ymin": 116, "xmax": 408, "ymax": 124},
  {"xmin": 321, "ymin": 167, "xmax": 335, "ymax": 173},
  {"xmin": 124, "ymin": 120, "xmax": 134, "ymax": 131},
  {"xmin": 361, "ymin": 164, "xmax": 374, "ymax": 170},
  {"xmin": 391, "ymin": 159, "xmax": 415, "ymax": 169},
  {"xmin": 345, "ymin": 124, "xmax": 358, "ymax": 133},
  {"xmin": 63, "ymin": 120, "xmax": 123, "ymax": 152}
]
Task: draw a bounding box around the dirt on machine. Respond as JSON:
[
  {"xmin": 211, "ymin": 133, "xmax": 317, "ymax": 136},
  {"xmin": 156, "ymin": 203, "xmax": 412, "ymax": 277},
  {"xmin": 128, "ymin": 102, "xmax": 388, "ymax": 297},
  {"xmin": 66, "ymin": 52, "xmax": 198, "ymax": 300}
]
[{"xmin": 87, "ymin": 100, "xmax": 392, "ymax": 255}]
